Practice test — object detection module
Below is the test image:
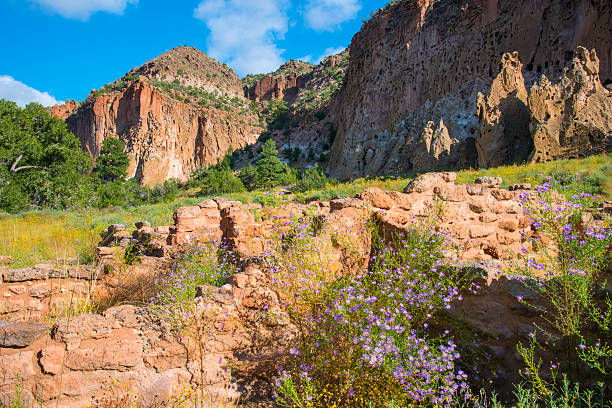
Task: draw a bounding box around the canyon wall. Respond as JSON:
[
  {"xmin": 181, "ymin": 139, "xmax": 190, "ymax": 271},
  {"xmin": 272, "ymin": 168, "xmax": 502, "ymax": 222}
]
[
  {"xmin": 64, "ymin": 79, "xmax": 259, "ymax": 186},
  {"xmin": 329, "ymin": 0, "xmax": 611, "ymax": 179},
  {"xmin": 52, "ymin": 47, "xmax": 260, "ymax": 186}
]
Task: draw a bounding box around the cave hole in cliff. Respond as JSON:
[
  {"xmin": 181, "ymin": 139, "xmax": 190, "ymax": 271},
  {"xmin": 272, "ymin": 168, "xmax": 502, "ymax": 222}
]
[
  {"xmin": 526, "ymin": 63, "xmax": 534, "ymax": 71},
  {"xmin": 603, "ymin": 78, "xmax": 612, "ymax": 88}
]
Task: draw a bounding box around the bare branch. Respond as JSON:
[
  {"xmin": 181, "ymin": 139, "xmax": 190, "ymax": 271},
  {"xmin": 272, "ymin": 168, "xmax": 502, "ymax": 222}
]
[
  {"xmin": 9, "ymin": 154, "xmax": 23, "ymax": 172},
  {"xmin": 12, "ymin": 165, "xmax": 42, "ymax": 172}
]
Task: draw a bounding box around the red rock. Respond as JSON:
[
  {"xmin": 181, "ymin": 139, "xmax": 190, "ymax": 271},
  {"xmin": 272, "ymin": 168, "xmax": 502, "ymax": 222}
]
[{"xmin": 40, "ymin": 343, "xmax": 65, "ymax": 375}]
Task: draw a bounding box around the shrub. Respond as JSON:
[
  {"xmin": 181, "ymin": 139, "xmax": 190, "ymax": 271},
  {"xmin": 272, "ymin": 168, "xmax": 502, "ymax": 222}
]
[
  {"xmin": 512, "ymin": 174, "xmax": 612, "ymax": 397},
  {"xmin": 293, "ymin": 165, "xmax": 333, "ymax": 193},
  {"xmin": 188, "ymin": 155, "xmax": 245, "ymax": 196},
  {"xmin": 148, "ymin": 178, "xmax": 182, "ymax": 203},
  {"xmin": 149, "ymin": 239, "xmax": 239, "ymax": 325},
  {"xmin": 273, "ymin": 213, "xmax": 475, "ymax": 407}
]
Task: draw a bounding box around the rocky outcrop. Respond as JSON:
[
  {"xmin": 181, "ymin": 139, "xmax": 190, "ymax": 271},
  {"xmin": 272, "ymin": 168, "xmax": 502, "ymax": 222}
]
[
  {"xmin": 329, "ymin": 0, "xmax": 611, "ymax": 179},
  {"xmin": 52, "ymin": 47, "xmax": 260, "ymax": 186},
  {"xmin": 49, "ymin": 100, "xmax": 78, "ymax": 120},
  {"xmin": 476, "ymin": 52, "xmax": 532, "ymax": 168},
  {"xmin": 476, "ymin": 47, "xmax": 611, "ymax": 166},
  {"xmin": 244, "ymin": 60, "xmax": 314, "ymax": 102},
  {"xmin": 528, "ymin": 47, "xmax": 612, "ymax": 162}
]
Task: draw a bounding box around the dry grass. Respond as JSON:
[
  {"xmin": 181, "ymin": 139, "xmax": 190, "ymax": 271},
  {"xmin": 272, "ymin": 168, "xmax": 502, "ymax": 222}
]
[{"xmin": 0, "ymin": 212, "xmax": 101, "ymax": 267}]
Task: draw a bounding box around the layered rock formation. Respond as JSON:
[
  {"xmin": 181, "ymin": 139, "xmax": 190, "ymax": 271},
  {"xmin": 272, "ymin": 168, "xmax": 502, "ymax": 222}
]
[
  {"xmin": 329, "ymin": 0, "xmax": 611, "ymax": 179},
  {"xmin": 528, "ymin": 47, "xmax": 612, "ymax": 162},
  {"xmin": 51, "ymin": 47, "xmax": 260, "ymax": 186},
  {"xmin": 476, "ymin": 52, "xmax": 532, "ymax": 168},
  {"xmin": 244, "ymin": 60, "xmax": 314, "ymax": 102}
]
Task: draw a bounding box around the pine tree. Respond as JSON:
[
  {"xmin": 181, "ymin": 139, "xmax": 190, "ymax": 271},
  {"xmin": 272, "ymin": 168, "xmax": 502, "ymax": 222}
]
[
  {"xmin": 94, "ymin": 138, "xmax": 130, "ymax": 183},
  {"xmin": 255, "ymin": 139, "xmax": 290, "ymax": 189}
]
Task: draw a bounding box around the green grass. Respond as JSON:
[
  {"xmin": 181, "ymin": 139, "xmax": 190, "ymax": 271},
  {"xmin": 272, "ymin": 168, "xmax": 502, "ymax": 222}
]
[
  {"xmin": 1, "ymin": 154, "xmax": 609, "ymax": 267},
  {"xmin": 456, "ymin": 153, "xmax": 612, "ymax": 198}
]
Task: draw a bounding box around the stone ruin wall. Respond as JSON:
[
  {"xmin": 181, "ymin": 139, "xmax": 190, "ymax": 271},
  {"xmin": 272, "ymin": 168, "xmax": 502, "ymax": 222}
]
[{"xmin": 2, "ymin": 174, "xmax": 610, "ymax": 406}]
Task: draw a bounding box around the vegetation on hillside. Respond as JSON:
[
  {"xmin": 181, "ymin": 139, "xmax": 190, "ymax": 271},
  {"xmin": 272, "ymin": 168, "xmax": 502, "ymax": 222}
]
[
  {"xmin": 0, "ymin": 100, "xmax": 93, "ymax": 213},
  {"xmin": 0, "ymin": 100, "xmax": 189, "ymax": 213}
]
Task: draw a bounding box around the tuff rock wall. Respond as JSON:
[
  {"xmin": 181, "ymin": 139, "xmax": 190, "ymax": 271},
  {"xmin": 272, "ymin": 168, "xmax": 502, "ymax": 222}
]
[{"xmin": 329, "ymin": 0, "xmax": 611, "ymax": 179}]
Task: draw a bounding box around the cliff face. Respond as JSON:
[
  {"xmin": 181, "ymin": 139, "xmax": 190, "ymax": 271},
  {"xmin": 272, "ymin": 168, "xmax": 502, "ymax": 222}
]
[
  {"xmin": 244, "ymin": 60, "xmax": 314, "ymax": 102},
  {"xmin": 52, "ymin": 47, "xmax": 260, "ymax": 186},
  {"xmin": 66, "ymin": 80, "xmax": 258, "ymax": 185},
  {"xmin": 528, "ymin": 47, "xmax": 612, "ymax": 162},
  {"xmin": 329, "ymin": 0, "xmax": 611, "ymax": 179}
]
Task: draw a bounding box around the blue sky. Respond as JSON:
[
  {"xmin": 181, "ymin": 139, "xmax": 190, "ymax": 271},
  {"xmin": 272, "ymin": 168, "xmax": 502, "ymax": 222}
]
[{"xmin": 0, "ymin": 0, "xmax": 388, "ymax": 106}]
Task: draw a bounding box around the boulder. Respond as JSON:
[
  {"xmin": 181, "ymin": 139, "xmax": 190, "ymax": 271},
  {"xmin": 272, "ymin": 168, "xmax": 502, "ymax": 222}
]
[
  {"xmin": 475, "ymin": 176, "xmax": 502, "ymax": 188},
  {"xmin": 403, "ymin": 172, "xmax": 456, "ymax": 194}
]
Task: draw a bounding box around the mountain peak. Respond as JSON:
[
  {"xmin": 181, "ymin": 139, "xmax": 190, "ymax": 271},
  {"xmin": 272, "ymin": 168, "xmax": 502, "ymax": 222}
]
[{"xmin": 126, "ymin": 45, "xmax": 243, "ymax": 96}]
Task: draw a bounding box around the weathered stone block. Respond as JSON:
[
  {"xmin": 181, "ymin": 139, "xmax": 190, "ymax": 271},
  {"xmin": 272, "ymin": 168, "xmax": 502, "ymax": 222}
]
[
  {"xmin": 2, "ymin": 267, "xmax": 48, "ymax": 282},
  {"xmin": 0, "ymin": 321, "xmax": 47, "ymax": 347}
]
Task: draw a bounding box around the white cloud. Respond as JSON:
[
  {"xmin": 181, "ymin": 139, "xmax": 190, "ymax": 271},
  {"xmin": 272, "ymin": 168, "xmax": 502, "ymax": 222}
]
[
  {"xmin": 315, "ymin": 46, "xmax": 346, "ymax": 63},
  {"xmin": 0, "ymin": 75, "xmax": 62, "ymax": 108},
  {"xmin": 31, "ymin": 0, "xmax": 138, "ymax": 20},
  {"xmin": 300, "ymin": 47, "xmax": 346, "ymax": 65},
  {"xmin": 304, "ymin": 0, "xmax": 360, "ymax": 31},
  {"xmin": 194, "ymin": 0, "xmax": 288, "ymax": 76}
]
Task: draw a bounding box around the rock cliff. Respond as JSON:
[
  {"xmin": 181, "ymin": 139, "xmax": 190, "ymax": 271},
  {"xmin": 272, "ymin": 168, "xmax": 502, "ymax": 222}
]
[
  {"xmin": 244, "ymin": 60, "xmax": 315, "ymax": 102},
  {"xmin": 329, "ymin": 0, "xmax": 611, "ymax": 179},
  {"xmin": 52, "ymin": 47, "xmax": 261, "ymax": 186},
  {"xmin": 528, "ymin": 47, "xmax": 612, "ymax": 162}
]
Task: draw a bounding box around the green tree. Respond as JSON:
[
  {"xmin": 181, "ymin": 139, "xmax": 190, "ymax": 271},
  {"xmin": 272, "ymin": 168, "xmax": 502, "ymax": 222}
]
[
  {"xmin": 187, "ymin": 154, "xmax": 245, "ymax": 196},
  {"xmin": 267, "ymin": 98, "xmax": 289, "ymax": 130},
  {"xmin": 238, "ymin": 164, "xmax": 258, "ymax": 191},
  {"xmin": 255, "ymin": 139, "xmax": 292, "ymax": 189},
  {"xmin": 94, "ymin": 138, "xmax": 130, "ymax": 183},
  {"xmin": 0, "ymin": 100, "xmax": 93, "ymax": 212}
]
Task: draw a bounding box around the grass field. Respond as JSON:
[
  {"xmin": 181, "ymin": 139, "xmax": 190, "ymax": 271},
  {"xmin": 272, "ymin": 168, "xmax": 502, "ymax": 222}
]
[{"xmin": 1, "ymin": 154, "xmax": 609, "ymax": 267}]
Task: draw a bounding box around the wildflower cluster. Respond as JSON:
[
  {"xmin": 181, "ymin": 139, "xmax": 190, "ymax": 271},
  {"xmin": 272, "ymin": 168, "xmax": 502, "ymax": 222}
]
[
  {"xmin": 266, "ymin": 208, "xmax": 351, "ymax": 312},
  {"xmin": 515, "ymin": 174, "xmax": 612, "ymax": 392},
  {"xmin": 274, "ymin": 222, "xmax": 473, "ymax": 407},
  {"xmin": 149, "ymin": 239, "xmax": 239, "ymax": 319}
]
